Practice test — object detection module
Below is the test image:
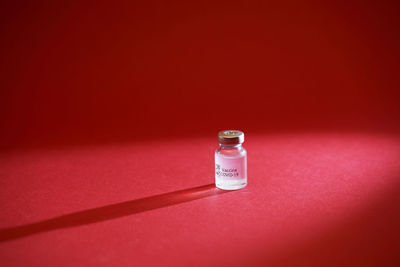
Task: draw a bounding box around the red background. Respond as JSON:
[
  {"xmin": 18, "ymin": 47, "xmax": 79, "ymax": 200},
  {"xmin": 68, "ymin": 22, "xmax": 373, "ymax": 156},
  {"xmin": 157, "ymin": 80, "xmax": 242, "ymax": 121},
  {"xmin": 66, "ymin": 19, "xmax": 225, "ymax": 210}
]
[{"xmin": 1, "ymin": 1, "xmax": 399, "ymax": 266}]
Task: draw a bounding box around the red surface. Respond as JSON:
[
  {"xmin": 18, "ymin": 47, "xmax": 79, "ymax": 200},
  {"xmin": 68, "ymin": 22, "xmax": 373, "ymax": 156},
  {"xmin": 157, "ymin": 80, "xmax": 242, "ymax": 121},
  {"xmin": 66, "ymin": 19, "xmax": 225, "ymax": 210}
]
[
  {"xmin": 1, "ymin": 134, "xmax": 400, "ymax": 266},
  {"xmin": 1, "ymin": 1, "xmax": 400, "ymax": 266}
]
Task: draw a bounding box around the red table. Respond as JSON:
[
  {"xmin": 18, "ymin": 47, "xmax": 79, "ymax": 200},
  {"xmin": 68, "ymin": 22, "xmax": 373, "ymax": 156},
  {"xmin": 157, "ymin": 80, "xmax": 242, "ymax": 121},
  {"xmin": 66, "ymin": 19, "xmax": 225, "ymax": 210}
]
[{"xmin": 1, "ymin": 132, "xmax": 400, "ymax": 266}]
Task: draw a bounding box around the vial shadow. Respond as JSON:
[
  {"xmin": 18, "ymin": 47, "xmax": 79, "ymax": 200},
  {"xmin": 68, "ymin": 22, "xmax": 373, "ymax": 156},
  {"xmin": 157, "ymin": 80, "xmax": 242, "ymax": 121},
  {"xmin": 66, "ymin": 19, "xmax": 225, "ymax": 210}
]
[{"xmin": 0, "ymin": 184, "xmax": 227, "ymax": 242}]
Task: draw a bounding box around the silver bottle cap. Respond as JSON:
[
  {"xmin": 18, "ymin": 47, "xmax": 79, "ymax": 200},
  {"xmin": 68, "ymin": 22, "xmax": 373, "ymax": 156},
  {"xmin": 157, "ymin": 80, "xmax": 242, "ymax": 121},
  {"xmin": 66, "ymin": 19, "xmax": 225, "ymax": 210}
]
[{"xmin": 218, "ymin": 130, "xmax": 245, "ymax": 145}]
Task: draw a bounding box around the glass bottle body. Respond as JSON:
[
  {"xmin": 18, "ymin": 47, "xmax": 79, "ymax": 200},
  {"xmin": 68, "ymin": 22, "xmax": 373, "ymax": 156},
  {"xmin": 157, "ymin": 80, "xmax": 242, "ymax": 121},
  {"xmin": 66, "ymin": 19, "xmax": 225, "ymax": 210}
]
[{"xmin": 215, "ymin": 144, "xmax": 247, "ymax": 190}]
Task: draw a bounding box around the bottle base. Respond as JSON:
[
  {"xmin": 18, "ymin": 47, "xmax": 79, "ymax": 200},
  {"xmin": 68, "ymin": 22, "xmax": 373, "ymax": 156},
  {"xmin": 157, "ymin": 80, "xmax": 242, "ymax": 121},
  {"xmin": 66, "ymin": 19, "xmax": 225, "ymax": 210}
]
[{"xmin": 216, "ymin": 180, "xmax": 247, "ymax": 190}]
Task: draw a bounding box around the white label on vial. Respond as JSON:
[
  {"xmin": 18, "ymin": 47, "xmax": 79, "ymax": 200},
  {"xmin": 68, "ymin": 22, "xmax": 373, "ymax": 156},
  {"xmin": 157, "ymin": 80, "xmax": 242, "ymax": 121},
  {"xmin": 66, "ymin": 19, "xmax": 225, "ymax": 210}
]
[{"xmin": 215, "ymin": 156, "xmax": 246, "ymax": 180}]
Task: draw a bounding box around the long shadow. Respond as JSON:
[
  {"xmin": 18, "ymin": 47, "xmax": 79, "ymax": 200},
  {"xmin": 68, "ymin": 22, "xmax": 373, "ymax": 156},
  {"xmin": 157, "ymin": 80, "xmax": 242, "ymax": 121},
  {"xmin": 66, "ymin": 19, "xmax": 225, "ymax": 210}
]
[{"xmin": 0, "ymin": 184, "xmax": 226, "ymax": 242}]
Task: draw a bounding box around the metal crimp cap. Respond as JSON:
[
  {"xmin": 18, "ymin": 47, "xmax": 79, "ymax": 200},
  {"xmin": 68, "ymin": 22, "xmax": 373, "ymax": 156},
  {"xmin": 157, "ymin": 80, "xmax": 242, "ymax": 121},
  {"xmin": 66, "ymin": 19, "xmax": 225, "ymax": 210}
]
[{"xmin": 217, "ymin": 130, "xmax": 245, "ymax": 145}]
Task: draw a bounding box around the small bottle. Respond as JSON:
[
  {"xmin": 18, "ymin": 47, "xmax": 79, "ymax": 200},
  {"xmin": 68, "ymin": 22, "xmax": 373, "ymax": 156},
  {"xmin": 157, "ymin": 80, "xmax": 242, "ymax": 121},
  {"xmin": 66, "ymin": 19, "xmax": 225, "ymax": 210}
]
[{"xmin": 215, "ymin": 130, "xmax": 247, "ymax": 190}]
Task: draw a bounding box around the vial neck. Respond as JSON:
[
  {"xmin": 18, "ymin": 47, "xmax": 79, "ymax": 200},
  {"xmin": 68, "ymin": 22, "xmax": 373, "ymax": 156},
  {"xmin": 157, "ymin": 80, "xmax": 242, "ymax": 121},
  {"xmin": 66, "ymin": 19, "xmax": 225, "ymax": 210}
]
[{"xmin": 219, "ymin": 143, "xmax": 242, "ymax": 148}]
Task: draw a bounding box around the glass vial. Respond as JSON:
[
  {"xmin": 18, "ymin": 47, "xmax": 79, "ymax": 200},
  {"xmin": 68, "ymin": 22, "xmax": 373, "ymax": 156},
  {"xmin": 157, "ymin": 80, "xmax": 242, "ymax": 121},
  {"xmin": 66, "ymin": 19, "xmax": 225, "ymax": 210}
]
[{"xmin": 215, "ymin": 130, "xmax": 247, "ymax": 190}]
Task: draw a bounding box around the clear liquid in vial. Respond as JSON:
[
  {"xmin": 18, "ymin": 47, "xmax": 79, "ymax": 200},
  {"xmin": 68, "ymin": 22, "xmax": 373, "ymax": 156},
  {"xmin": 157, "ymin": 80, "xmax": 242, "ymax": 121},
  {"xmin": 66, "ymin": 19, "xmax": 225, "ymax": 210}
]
[{"xmin": 215, "ymin": 153, "xmax": 247, "ymax": 190}]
